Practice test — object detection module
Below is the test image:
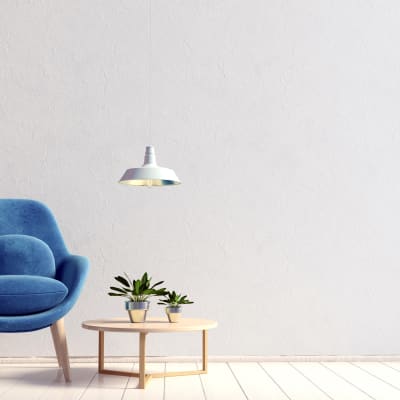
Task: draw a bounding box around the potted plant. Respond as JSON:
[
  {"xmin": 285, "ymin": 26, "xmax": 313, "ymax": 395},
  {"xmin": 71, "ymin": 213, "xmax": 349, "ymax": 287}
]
[
  {"xmin": 157, "ymin": 291, "xmax": 194, "ymax": 323},
  {"xmin": 108, "ymin": 272, "xmax": 166, "ymax": 323}
]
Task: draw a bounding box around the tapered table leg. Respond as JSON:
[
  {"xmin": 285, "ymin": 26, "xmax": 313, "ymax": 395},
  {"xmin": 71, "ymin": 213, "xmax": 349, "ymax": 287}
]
[
  {"xmin": 139, "ymin": 332, "xmax": 147, "ymax": 389},
  {"xmin": 202, "ymin": 330, "xmax": 208, "ymax": 372},
  {"xmin": 98, "ymin": 331, "xmax": 105, "ymax": 373}
]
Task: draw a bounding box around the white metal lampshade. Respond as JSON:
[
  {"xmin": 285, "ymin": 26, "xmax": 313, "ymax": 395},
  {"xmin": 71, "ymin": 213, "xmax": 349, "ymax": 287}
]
[{"xmin": 119, "ymin": 146, "xmax": 181, "ymax": 187}]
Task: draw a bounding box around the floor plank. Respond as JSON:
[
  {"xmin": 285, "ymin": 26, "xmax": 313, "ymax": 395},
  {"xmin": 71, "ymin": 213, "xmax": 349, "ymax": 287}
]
[
  {"xmin": 229, "ymin": 362, "xmax": 288, "ymax": 400},
  {"xmin": 352, "ymin": 362, "xmax": 400, "ymax": 391},
  {"xmin": 80, "ymin": 388, "xmax": 126, "ymax": 400},
  {"xmin": 123, "ymin": 363, "xmax": 165, "ymax": 399},
  {"xmin": 3, "ymin": 361, "xmax": 400, "ymax": 400},
  {"xmin": 0, "ymin": 367, "xmax": 21, "ymax": 398},
  {"xmin": 0, "ymin": 367, "xmax": 65, "ymax": 400},
  {"xmin": 292, "ymin": 362, "xmax": 372, "ymax": 400},
  {"xmin": 199, "ymin": 362, "xmax": 247, "ymax": 400},
  {"xmin": 39, "ymin": 365, "xmax": 97, "ymax": 400},
  {"xmin": 260, "ymin": 362, "xmax": 331, "ymax": 400},
  {"xmin": 89, "ymin": 362, "xmax": 133, "ymax": 388},
  {"xmin": 164, "ymin": 363, "xmax": 204, "ymax": 400},
  {"xmin": 382, "ymin": 361, "xmax": 400, "ymax": 373},
  {"xmin": 322, "ymin": 362, "xmax": 400, "ymax": 400}
]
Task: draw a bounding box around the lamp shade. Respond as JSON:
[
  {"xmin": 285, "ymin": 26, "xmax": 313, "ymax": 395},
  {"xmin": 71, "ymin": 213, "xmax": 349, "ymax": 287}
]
[{"xmin": 119, "ymin": 146, "xmax": 181, "ymax": 187}]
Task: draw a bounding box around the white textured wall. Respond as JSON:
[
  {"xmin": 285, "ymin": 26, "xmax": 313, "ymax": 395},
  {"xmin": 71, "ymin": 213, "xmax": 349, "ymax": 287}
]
[{"xmin": 1, "ymin": 0, "xmax": 400, "ymax": 357}]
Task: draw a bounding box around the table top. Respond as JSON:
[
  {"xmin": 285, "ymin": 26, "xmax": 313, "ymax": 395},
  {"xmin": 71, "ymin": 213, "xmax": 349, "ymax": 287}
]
[{"xmin": 82, "ymin": 317, "xmax": 218, "ymax": 333}]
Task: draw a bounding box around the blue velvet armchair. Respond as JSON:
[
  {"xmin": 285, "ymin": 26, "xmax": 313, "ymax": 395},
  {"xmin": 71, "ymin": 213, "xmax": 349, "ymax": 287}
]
[{"xmin": 0, "ymin": 199, "xmax": 89, "ymax": 382}]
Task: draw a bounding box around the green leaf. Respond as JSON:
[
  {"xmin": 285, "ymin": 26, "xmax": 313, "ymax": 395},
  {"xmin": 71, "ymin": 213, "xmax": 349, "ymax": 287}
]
[
  {"xmin": 109, "ymin": 286, "xmax": 128, "ymax": 293},
  {"xmin": 151, "ymin": 280, "xmax": 164, "ymax": 288},
  {"xmin": 142, "ymin": 280, "xmax": 149, "ymax": 292},
  {"xmin": 134, "ymin": 279, "xmax": 141, "ymax": 295},
  {"xmin": 124, "ymin": 272, "xmax": 133, "ymax": 285},
  {"xmin": 114, "ymin": 276, "xmax": 130, "ymax": 288},
  {"xmin": 142, "ymin": 289, "xmax": 155, "ymax": 295},
  {"xmin": 154, "ymin": 288, "xmax": 165, "ymax": 296}
]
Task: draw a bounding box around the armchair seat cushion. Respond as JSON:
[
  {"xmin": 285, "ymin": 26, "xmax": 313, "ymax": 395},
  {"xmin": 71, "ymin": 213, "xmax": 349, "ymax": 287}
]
[{"xmin": 0, "ymin": 275, "xmax": 68, "ymax": 316}]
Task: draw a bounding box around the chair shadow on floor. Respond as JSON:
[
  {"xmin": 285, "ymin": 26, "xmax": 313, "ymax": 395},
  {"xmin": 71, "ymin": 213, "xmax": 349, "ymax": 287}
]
[{"xmin": 0, "ymin": 366, "xmax": 97, "ymax": 387}]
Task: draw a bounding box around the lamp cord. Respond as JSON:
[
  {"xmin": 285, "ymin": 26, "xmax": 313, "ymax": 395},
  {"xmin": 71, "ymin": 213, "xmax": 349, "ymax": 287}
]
[{"xmin": 148, "ymin": 0, "xmax": 152, "ymax": 145}]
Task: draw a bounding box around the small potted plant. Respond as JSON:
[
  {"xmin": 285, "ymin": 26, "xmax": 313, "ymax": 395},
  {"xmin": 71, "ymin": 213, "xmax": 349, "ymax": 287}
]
[
  {"xmin": 157, "ymin": 290, "xmax": 194, "ymax": 323},
  {"xmin": 108, "ymin": 272, "xmax": 166, "ymax": 323}
]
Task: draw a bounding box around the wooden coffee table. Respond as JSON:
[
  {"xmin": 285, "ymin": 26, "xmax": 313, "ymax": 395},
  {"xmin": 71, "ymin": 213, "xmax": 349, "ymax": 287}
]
[{"xmin": 82, "ymin": 317, "xmax": 217, "ymax": 389}]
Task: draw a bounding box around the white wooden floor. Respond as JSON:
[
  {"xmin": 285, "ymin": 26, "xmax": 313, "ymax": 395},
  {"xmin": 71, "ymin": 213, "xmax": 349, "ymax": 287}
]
[{"xmin": 2, "ymin": 361, "xmax": 400, "ymax": 399}]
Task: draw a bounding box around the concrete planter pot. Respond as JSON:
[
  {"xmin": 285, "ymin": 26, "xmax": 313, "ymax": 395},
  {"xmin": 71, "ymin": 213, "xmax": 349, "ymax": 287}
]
[{"xmin": 125, "ymin": 301, "xmax": 150, "ymax": 323}]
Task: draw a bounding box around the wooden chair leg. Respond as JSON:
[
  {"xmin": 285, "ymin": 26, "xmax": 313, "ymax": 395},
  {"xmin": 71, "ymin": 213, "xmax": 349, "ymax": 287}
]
[
  {"xmin": 50, "ymin": 318, "xmax": 71, "ymax": 382},
  {"xmin": 50, "ymin": 325, "xmax": 62, "ymax": 367}
]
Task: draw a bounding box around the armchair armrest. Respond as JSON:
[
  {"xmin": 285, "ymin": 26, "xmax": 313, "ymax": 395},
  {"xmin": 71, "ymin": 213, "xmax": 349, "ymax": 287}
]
[{"xmin": 56, "ymin": 255, "xmax": 89, "ymax": 302}]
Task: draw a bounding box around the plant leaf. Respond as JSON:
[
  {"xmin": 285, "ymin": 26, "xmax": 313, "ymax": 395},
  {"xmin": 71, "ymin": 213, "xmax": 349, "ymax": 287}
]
[
  {"xmin": 134, "ymin": 279, "xmax": 141, "ymax": 295},
  {"xmin": 109, "ymin": 286, "xmax": 128, "ymax": 293},
  {"xmin": 114, "ymin": 276, "xmax": 130, "ymax": 288},
  {"xmin": 124, "ymin": 272, "xmax": 132, "ymax": 286}
]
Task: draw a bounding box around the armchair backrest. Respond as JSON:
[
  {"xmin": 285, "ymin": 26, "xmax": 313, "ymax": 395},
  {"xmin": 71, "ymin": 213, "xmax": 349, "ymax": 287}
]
[
  {"xmin": 0, "ymin": 199, "xmax": 69, "ymax": 265},
  {"xmin": 0, "ymin": 234, "xmax": 56, "ymax": 276}
]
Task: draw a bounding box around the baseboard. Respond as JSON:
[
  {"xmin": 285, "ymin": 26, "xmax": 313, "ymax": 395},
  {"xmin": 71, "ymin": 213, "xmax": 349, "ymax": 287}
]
[{"xmin": 2, "ymin": 355, "xmax": 400, "ymax": 364}]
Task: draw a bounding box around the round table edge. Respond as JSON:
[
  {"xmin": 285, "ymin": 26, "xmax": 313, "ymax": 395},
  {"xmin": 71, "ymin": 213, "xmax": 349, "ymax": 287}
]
[{"xmin": 81, "ymin": 318, "xmax": 218, "ymax": 333}]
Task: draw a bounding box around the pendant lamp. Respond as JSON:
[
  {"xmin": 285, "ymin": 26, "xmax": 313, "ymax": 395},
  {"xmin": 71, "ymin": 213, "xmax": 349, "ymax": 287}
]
[
  {"xmin": 118, "ymin": 1, "xmax": 180, "ymax": 188},
  {"xmin": 119, "ymin": 145, "xmax": 181, "ymax": 187}
]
